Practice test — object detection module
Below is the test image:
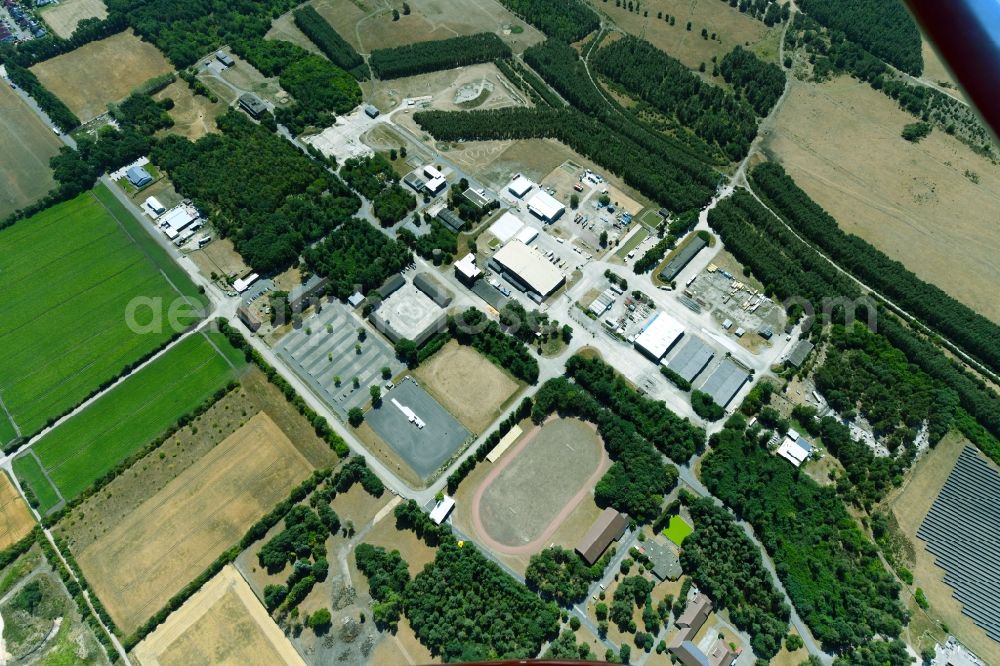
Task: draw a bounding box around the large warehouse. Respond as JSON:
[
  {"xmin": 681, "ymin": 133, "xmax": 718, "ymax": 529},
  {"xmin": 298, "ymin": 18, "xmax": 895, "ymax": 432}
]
[
  {"xmin": 634, "ymin": 313, "xmax": 685, "ymax": 361},
  {"xmin": 699, "ymin": 358, "xmax": 750, "ymax": 408},
  {"xmin": 526, "ymin": 190, "xmax": 565, "ymax": 223},
  {"xmin": 490, "ymin": 240, "xmax": 565, "ymax": 301},
  {"xmin": 662, "ymin": 336, "xmax": 714, "ymax": 383}
]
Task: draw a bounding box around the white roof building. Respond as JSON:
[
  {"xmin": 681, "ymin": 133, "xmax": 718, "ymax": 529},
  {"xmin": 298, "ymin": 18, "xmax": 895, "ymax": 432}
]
[
  {"xmin": 144, "ymin": 196, "xmax": 165, "ymax": 216},
  {"xmin": 423, "ymin": 164, "xmax": 444, "ymax": 180},
  {"xmin": 508, "ymin": 174, "xmax": 534, "ymax": 198},
  {"xmin": 488, "ymin": 211, "xmax": 524, "ymax": 244},
  {"xmin": 160, "ymin": 206, "xmax": 198, "ymax": 235},
  {"xmin": 454, "ymin": 253, "xmax": 481, "ymax": 281},
  {"xmin": 515, "ymin": 225, "xmax": 539, "ymax": 245},
  {"xmin": 492, "ymin": 240, "xmax": 564, "ymax": 299},
  {"xmin": 233, "ymin": 273, "xmax": 259, "ymax": 294},
  {"xmin": 425, "ymin": 176, "xmax": 447, "ymax": 193},
  {"xmin": 429, "ymin": 496, "xmax": 456, "ymax": 525},
  {"xmin": 777, "ymin": 435, "xmax": 815, "ymax": 467},
  {"xmin": 633, "ymin": 313, "xmax": 685, "ymax": 361},
  {"xmin": 526, "ymin": 190, "xmax": 565, "ymax": 222}
]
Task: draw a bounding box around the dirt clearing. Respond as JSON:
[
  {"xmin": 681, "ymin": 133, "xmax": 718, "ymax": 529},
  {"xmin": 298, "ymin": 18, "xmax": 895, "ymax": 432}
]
[
  {"xmin": 0, "ymin": 472, "xmax": 34, "ymax": 549},
  {"xmin": 153, "ymin": 80, "xmax": 226, "ymax": 141},
  {"xmin": 131, "ymin": 565, "xmax": 304, "ymax": 666},
  {"xmin": 0, "ymin": 82, "xmax": 63, "ymax": 218},
  {"xmin": 78, "ymin": 412, "xmax": 315, "ymax": 633},
  {"xmin": 765, "ymin": 76, "xmax": 1000, "ymax": 323},
  {"xmin": 413, "ymin": 341, "xmax": 520, "ymax": 433},
  {"xmin": 30, "ymin": 29, "xmax": 173, "ymax": 122},
  {"xmin": 39, "ymin": 0, "xmax": 107, "ymax": 38},
  {"xmin": 368, "ymin": 61, "xmax": 527, "ymax": 113}
]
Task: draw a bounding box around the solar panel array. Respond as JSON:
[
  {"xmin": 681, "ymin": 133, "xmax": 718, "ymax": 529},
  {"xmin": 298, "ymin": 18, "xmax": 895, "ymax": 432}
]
[{"xmin": 917, "ymin": 446, "xmax": 1000, "ymax": 642}]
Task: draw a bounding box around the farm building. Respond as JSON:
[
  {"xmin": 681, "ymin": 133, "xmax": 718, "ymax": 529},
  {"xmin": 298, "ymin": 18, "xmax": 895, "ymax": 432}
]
[
  {"xmin": 364, "ymin": 104, "xmax": 380, "ymax": 118},
  {"xmin": 126, "ymin": 166, "xmax": 152, "ymax": 188},
  {"xmin": 215, "ymin": 51, "xmax": 234, "ymax": 67},
  {"xmin": 488, "ymin": 211, "xmax": 524, "ymax": 244},
  {"xmin": 575, "ymin": 507, "xmax": 628, "ymax": 565},
  {"xmin": 776, "ymin": 433, "xmax": 815, "ymax": 467},
  {"xmin": 634, "ymin": 313, "xmax": 684, "ymax": 362},
  {"xmin": 490, "ymin": 240, "xmax": 565, "ymax": 301},
  {"xmin": 525, "ymin": 189, "xmax": 565, "ymax": 223},
  {"xmin": 429, "ymin": 496, "xmax": 455, "ymax": 525},
  {"xmin": 659, "ymin": 235, "xmax": 708, "ymax": 282},
  {"xmin": 508, "ymin": 174, "xmax": 533, "ymax": 198},
  {"xmin": 698, "ymin": 359, "xmax": 750, "ymax": 408},
  {"xmin": 238, "ymin": 93, "xmax": 267, "ymax": 119},
  {"xmin": 436, "ymin": 208, "xmax": 465, "ymax": 233},
  {"xmin": 662, "ymin": 336, "xmax": 714, "ymax": 383},
  {"xmin": 454, "ymin": 253, "xmax": 481, "ymax": 286}
]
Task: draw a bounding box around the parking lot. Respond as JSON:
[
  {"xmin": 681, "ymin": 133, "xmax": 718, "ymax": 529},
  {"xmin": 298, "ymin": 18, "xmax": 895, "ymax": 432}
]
[
  {"xmin": 277, "ymin": 303, "xmax": 404, "ymax": 418},
  {"xmin": 366, "ymin": 377, "xmax": 471, "ymax": 480}
]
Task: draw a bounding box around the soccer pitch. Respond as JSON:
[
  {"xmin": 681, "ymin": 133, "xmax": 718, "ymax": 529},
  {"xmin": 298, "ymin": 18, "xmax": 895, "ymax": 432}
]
[
  {"xmin": 0, "ymin": 186, "xmax": 204, "ymax": 437},
  {"xmin": 13, "ymin": 332, "xmax": 241, "ymax": 514},
  {"xmin": 663, "ymin": 515, "xmax": 694, "ymax": 546}
]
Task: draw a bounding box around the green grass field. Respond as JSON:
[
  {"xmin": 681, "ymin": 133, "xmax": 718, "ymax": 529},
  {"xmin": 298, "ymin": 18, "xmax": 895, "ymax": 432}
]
[
  {"xmin": 13, "ymin": 332, "xmax": 240, "ymax": 514},
  {"xmin": 0, "ymin": 413, "xmax": 17, "ymax": 449},
  {"xmin": 663, "ymin": 515, "xmax": 694, "ymax": 546},
  {"xmin": 615, "ymin": 226, "xmax": 649, "ymax": 258},
  {"xmin": 0, "ymin": 185, "xmax": 205, "ymax": 437}
]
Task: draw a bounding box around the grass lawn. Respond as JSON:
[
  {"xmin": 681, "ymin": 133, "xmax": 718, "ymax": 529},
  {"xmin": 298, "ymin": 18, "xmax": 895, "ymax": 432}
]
[
  {"xmin": 0, "ymin": 186, "xmax": 204, "ymax": 437},
  {"xmin": 615, "ymin": 226, "xmax": 649, "ymax": 258},
  {"xmin": 14, "ymin": 332, "xmax": 239, "ymax": 514},
  {"xmin": 663, "ymin": 515, "xmax": 693, "ymax": 546},
  {"xmin": 0, "ymin": 414, "xmax": 16, "ymax": 449},
  {"xmin": 12, "ymin": 454, "xmax": 59, "ymax": 513}
]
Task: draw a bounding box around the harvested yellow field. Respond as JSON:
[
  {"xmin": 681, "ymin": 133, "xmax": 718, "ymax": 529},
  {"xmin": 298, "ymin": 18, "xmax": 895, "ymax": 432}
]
[
  {"xmin": 0, "ymin": 471, "xmax": 35, "ymax": 549},
  {"xmin": 39, "ymin": 0, "xmax": 107, "ymax": 38}
]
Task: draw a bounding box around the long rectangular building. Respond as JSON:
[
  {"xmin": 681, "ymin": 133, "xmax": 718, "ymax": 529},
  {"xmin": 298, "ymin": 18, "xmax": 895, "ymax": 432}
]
[
  {"xmin": 576, "ymin": 507, "xmax": 628, "ymax": 565},
  {"xmin": 662, "ymin": 336, "xmax": 714, "ymax": 383},
  {"xmin": 659, "ymin": 235, "xmax": 707, "ymax": 282},
  {"xmin": 699, "ymin": 358, "xmax": 750, "ymax": 408},
  {"xmin": 634, "ymin": 313, "xmax": 684, "ymax": 361},
  {"xmin": 491, "ymin": 240, "xmax": 564, "ymax": 300}
]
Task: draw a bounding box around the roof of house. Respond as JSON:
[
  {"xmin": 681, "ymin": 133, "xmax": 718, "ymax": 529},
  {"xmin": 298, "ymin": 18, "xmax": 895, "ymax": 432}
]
[
  {"xmin": 492, "ymin": 240, "xmax": 564, "ymax": 298},
  {"xmin": 634, "ymin": 313, "xmax": 685, "ymax": 361},
  {"xmin": 708, "ymin": 637, "xmax": 739, "ymax": 666},
  {"xmin": 575, "ymin": 507, "xmax": 628, "ymax": 564},
  {"xmin": 526, "ymin": 189, "xmax": 565, "ymax": 220}
]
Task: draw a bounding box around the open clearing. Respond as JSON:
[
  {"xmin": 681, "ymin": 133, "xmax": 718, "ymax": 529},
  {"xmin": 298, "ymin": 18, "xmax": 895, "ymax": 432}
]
[
  {"xmin": 368, "ymin": 61, "xmax": 527, "ymax": 114},
  {"xmin": 39, "ymin": 0, "xmax": 107, "ymax": 38},
  {"xmin": 132, "ymin": 565, "xmax": 304, "ymax": 666},
  {"xmin": 0, "ymin": 185, "xmax": 203, "ymax": 438},
  {"xmin": 591, "ymin": 0, "xmax": 775, "ymax": 69},
  {"xmin": 473, "ymin": 418, "xmax": 608, "ymax": 553},
  {"xmin": 412, "ymin": 340, "xmax": 519, "ymax": 433},
  {"xmin": 152, "ymin": 80, "xmax": 226, "ymax": 141},
  {"xmin": 0, "ymin": 472, "xmax": 34, "ymax": 549},
  {"xmin": 765, "ymin": 76, "xmax": 1000, "ymax": 323},
  {"xmin": 305, "ymin": 0, "xmax": 543, "ymax": 55},
  {"xmin": 78, "ymin": 411, "xmax": 314, "ymax": 633},
  {"xmin": 31, "ymin": 29, "xmax": 172, "ymax": 122},
  {"xmin": 0, "ymin": 82, "xmax": 63, "ymax": 219},
  {"xmin": 13, "ymin": 332, "xmax": 239, "ymax": 515},
  {"xmin": 885, "ymin": 432, "xmax": 1000, "ymax": 665}
]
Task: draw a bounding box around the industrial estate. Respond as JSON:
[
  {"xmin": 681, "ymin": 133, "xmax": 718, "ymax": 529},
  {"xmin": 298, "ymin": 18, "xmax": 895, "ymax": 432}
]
[{"xmin": 0, "ymin": 0, "xmax": 997, "ymax": 665}]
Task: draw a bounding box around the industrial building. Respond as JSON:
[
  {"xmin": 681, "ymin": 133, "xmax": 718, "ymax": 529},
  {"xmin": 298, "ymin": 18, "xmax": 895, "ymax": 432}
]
[
  {"xmin": 515, "ymin": 225, "xmax": 538, "ymax": 245},
  {"xmin": 659, "ymin": 235, "xmax": 708, "ymax": 282},
  {"xmin": 576, "ymin": 507, "xmax": 628, "ymax": 565},
  {"xmin": 662, "ymin": 336, "xmax": 714, "ymax": 383},
  {"xmin": 508, "ymin": 174, "xmax": 533, "ymax": 198},
  {"xmin": 588, "ymin": 289, "xmax": 617, "ymax": 317},
  {"xmin": 634, "ymin": 313, "xmax": 685, "ymax": 361},
  {"xmin": 126, "ymin": 165, "xmax": 152, "ymax": 188},
  {"xmin": 403, "ymin": 171, "xmax": 427, "ymax": 192},
  {"xmin": 144, "ymin": 196, "xmax": 165, "ymax": 216},
  {"xmin": 413, "ymin": 272, "xmax": 453, "ymax": 308},
  {"xmin": 158, "ymin": 206, "xmax": 200, "ymax": 241},
  {"xmin": 525, "ymin": 189, "xmax": 565, "ymax": 223},
  {"xmin": 488, "ymin": 211, "xmax": 525, "ymax": 244},
  {"xmin": 776, "ymin": 432, "xmax": 815, "ymax": 467},
  {"xmin": 490, "ymin": 240, "xmax": 565, "ymax": 301},
  {"xmin": 233, "ymin": 273, "xmax": 259, "ymax": 294},
  {"xmin": 423, "ymin": 165, "xmax": 447, "ymax": 194},
  {"xmin": 787, "ymin": 339, "xmax": 815, "ymax": 367},
  {"xmin": 436, "ymin": 208, "xmax": 465, "ymax": 233},
  {"xmin": 369, "ymin": 281, "xmax": 447, "ymax": 346},
  {"xmin": 454, "ymin": 253, "xmax": 481, "ymax": 286},
  {"xmin": 238, "ymin": 92, "xmax": 267, "ymax": 119},
  {"xmin": 699, "ymin": 358, "xmax": 750, "ymax": 408}
]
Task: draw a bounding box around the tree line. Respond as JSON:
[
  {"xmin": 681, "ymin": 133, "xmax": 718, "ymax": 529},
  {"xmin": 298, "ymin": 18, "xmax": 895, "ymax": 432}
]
[
  {"xmin": 591, "ymin": 36, "xmax": 759, "ymax": 161},
  {"xmin": 0, "ymin": 14, "xmax": 126, "ymax": 67},
  {"xmin": 719, "ymin": 45, "xmax": 786, "ymax": 116},
  {"xmin": 701, "ymin": 417, "xmax": 907, "ymax": 652},
  {"xmin": 369, "ymin": 33, "xmax": 511, "ymax": 79},
  {"xmin": 292, "ymin": 6, "xmax": 369, "ymax": 79},
  {"xmin": 449, "ymin": 308, "xmax": 539, "ymax": 384},
  {"xmin": 303, "ymin": 218, "xmax": 412, "ymax": 299},
  {"xmin": 497, "ymin": 0, "xmax": 599, "ymax": 42},
  {"xmin": 3, "ymin": 62, "xmax": 80, "ymax": 131}
]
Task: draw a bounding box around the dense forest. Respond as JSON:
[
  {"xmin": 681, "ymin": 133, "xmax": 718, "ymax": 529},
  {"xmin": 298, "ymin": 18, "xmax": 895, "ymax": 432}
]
[
  {"xmin": 397, "ymin": 220, "xmax": 458, "ymax": 263},
  {"xmin": 497, "ymin": 0, "xmax": 598, "ymax": 42},
  {"xmin": 796, "ymin": 0, "xmax": 922, "ymax": 74},
  {"xmin": 495, "ymin": 57, "xmax": 563, "ymax": 107},
  {"xmin": 681, "ymin": 498, "xmax": 790, "ymax": 659},
  {"xmin": 524, "ymin": 546, "xmax": 604, "ymax": 606},
  {"xmin": 701, "ymin": 419, "xmax": 907, "ymax": 651},
  {"xmin": 303, "ymin": 219, "xmax": 412, "ymax": 299},
  {"xmin": 565, "ymin": 355, "xmax": 704, "ymax": 464},
  {"xmin": 719, "ymin": 46, "xmax": 786, "ymax": 116},
  {"xmin": 449, "ymin": 308, "xmax": 538, "ymax": 384},
  {"xmin": 355, "ymin": 543, "xmax": 409, "ymax": 630},
  {"xmin": 151, "ymin": 111, "xmax": 360, "ymax": 274},
  {"xmin": 339, "ymin": 154, "xmax": 415, "ymax": 225},
  {"xmin": 415, "ymin": 107, "xmax": 717, "ymax": 213},
  {"xmin": 292, "ymin": 6, "xmax": 368, "ymax": 79},
  {"xmin": 592, "ymin": 36, "xmax": 758, "ymax": 160},
  {"xmin": 751, "ymin": 163, "xmax": 1000, "ymax": 375},
  {"xmin": 369, "ymin": 33, "xmax": 511, "ymax": 79}
]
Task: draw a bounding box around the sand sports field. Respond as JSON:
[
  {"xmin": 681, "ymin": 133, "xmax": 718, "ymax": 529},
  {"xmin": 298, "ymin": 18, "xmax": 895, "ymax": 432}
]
[
  {"xmin": 765, "ymin": 76, "xmax": 1000, "ymax": 323},
  {"xmin": 131, "ymin": 565, "xmax": 305, "ymax": 666},
  {"xmin": 0, "ymin": 472, "xmax": 34, "ymax": 549},
  {"xmin": 472, "ymin": 417, "xmax": 608, "ymax": 554},
  {"xmin": 31, "ymin": 29, "xmax": 172, "ymax": 122},
  {"xmin": 0, "ymin": 82, "xmax": 63, "ymax": 219},
  {"xmin": 413, "ymin": 340, "xmax": 519, "ymax": 433},
  {"xmin": 39, "ymin": 0, "xmax": 107, "ymax": 38},
  {"xmin": 78, "ymin": 412, "xmax": 314, "ymax": 633}
]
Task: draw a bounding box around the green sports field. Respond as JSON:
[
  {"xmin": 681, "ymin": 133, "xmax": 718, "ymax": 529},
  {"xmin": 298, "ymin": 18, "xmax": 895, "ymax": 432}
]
[
  {"xmin": 663, "ymin": 515, "xmax": 694, "ymax": 546},
  {"xmin": 13, "ymin": 331, "xmax": 243, "ymax": 514},
  {"xmin": 0, "ymin": 185, "xmax": 204, "ymax": 437}
]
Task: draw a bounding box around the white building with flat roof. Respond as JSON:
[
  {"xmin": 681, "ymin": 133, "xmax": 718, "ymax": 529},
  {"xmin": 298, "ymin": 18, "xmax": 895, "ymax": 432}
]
[
  {"xmin": 454, "ymin": 253, "xmax": 481, "ymax": 284},
  {"xmin": 160, "ymin": 206, "xmax": 198, "ymax": 238},
  {"xmin": 515, "ymin": 225, "xmax": 539, "ymax": 245},
  {"xmin": 526, "ymin": 189, "xmax": 565, "ymax": 223},
  {"xmin": 508, "ymin": 174, "xmax": 534, "ymax": 198},
  {"xmin": 144, "ymin": 196, "xmax": 165, "ymax": 217},
  {"xmin": 233, "ymin": 273, "xmax": 259, "ymax": 294},
  {"xmin": 634, "ymin": 313, "xmax": 684, "ymax": 361},
  {"xmin": 491, "ymin": 240, "xmax": 564, "ymax": 299},
  {"xmin": 488, "ymin": 211, "xmax": 524, "ymax": 244}
]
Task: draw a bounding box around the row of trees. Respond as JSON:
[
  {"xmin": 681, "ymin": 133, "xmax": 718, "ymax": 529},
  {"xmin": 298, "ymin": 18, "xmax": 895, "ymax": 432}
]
[
  {"xmin": 292, "ymin": 6, "xmax": 368, "ymax": 79},
  {"xmin": 446, "ymin": 397, "xmax": 533, "ymax": 493},
  {"xmin": 752, "ymin": 162, "xmax": 1000, "ymax": 375},
  {"xmin": 633, "ymin": 235, "xmax": 675, "ymax": 274},
  {"xmin": 719, "ymin": 45, "xmax": 786, "ymax": 116},
  {"xmin": 592, "ymin": 36, "xmax": 759, "ymax": 161},
  {"xmin": 681, "ymin": 498, "xmax": 790, "ymax": 659},
  {"xmin": 3, "ymin": 62, "xmax": 80, "ymax": 131},
  {"xmin": 565, "ymin": 354, "xmax": 704, "ymax": 464},
  {"xmin": 701, "ymin": 418, "xmax": 908, "ymax": 652},
  {"xmin": 1, "ymin": 14, "xmax": 126, "ymax": 67},
  {"xmin": 369, "ymin": 33, "xmax": 511, "ymax": 79},
  {"xmin": 497, "ymin": 0, "xmax": 599, "ymax": 42},
  {"xmin": 494, "ymin": 57, "xmax": 563, "ymax": 107},
  {"xmin": 303, "ymin": 218, "xmax": 413, "ymax": 299}
]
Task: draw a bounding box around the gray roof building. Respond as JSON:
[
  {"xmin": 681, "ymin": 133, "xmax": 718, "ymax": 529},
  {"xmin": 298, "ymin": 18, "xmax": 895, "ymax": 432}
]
[
  {"xmin": 663, "ymin": 336, "xmax": 714, "ymax": 383},
  {"xmin": 436, "ymin": 208, "xmax": 466, "ymax": 233},
  {"xmin": 659, "ymin": 235, "xmax": 708, "ymax": 282},
  {"xmin": 576, "ymin": 507, "xmax": 628, "ymax": 565},
  {"xmin": 787, "ymin": 339, "xmax": 815, "ymax": 367},
  {"xmin": 642, "ymin": 538, "xmax": 682, "ymax": 581},
  {"xmin": 413, "ymin": 272, "xmax": 453, "ymax": 308},
  {"xmin": 699, "ymin": 359, "xmax": 750, "ymax": 408},
  {"xmin": 364, "ymin": 104, "xmax": 380, "ymax": 118},
  {"xmin": 238, "ymin": 92, "xmax": 267, "ymax": 119},
  {"xmin": 403, "ymin": 171, "xmax": 427, "ymax": 192},
  {"xmin": 126, "ymin": 165, "xmax": 152, "ymax": 188},
  {"xmin": 216, "ymin": 51, "xmax": 234, "ymax": 67}
]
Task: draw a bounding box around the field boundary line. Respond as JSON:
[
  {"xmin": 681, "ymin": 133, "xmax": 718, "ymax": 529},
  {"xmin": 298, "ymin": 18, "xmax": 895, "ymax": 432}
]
[
  {"xmin": 200, "ymin": 330, "xmax": 237, "ymax": 371},
  {"xmin": 0, "ymin": 392, "xmax": 20, "ymax": 440}
]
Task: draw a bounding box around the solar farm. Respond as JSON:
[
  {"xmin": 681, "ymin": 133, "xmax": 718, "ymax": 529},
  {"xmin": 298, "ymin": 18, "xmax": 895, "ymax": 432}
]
[{"xmin": 917, "ymin": 446, "xmax": 1000, "ymax": 642}]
